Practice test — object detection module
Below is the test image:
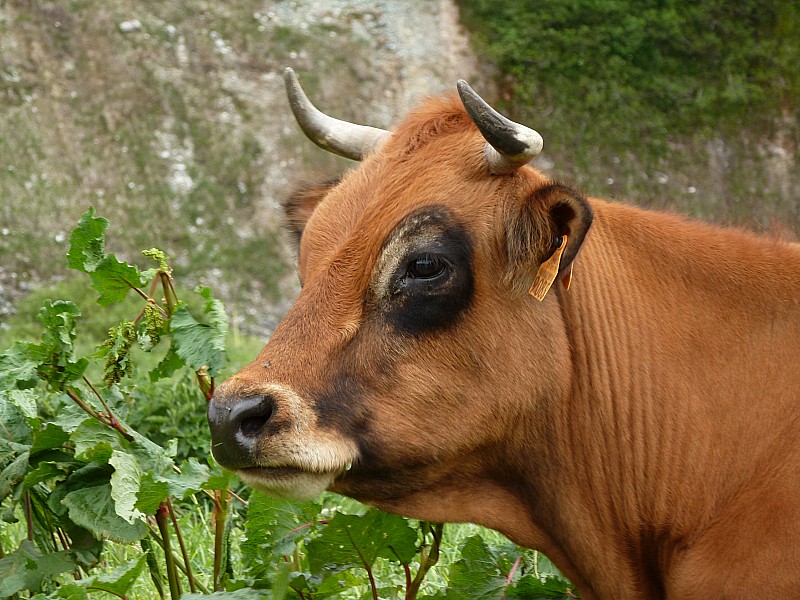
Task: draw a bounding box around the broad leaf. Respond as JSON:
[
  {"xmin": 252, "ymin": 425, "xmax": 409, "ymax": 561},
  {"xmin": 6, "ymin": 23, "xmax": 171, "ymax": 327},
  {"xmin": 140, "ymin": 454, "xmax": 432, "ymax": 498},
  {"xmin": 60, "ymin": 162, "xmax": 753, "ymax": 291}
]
[
  {"xmin": 170, "ymin": 297, "xmax": 227, "ymax": 377},
  {"xmin": 306, "ymin": 509, "xmax": 419, "ymax": 577},
  {"xmin": 67, "ymin": 207, "xmax": 108, "ymax": 273},
  {"xmin": 33, "ymin": 300, "xmax": 89, "ymax": 388},
  {"xmin": 76, "ymin": 554, "xmax": 147, "ymax": 597},
  {"xmin": 0, "ymin": 451, "xmax": 30, "ymax": 502},
  {"xmin": 62, "ymin": 482, "xmax": 148, "ymax": 543},
  {"xmin": 109, "ymin": 450, "xmax": 145, "ymax": 524},
  {"xmin": 71, "ymin": 419, "xmax": 120, "ymax": 463},
  {"xmin": 0, "ymin": 342, "xmax": 41, "ymax": 389},
  {"xmin": 159, "ymin": 456, "xmax": 211, "ymax": 499},
  {"xmin": 444, "ymin": 535, "xmax": 508, "ymax": 600},
  {"xmin": 242, "ymin": 492, "xmax": 322, "ymax": 579},
  {"xmin": 0, "ymin": 540, "xmax": 77, "ymax": 597},
  {"xmin": 89, "ymin": 254, "xmax": 143, "ymax": 306}
]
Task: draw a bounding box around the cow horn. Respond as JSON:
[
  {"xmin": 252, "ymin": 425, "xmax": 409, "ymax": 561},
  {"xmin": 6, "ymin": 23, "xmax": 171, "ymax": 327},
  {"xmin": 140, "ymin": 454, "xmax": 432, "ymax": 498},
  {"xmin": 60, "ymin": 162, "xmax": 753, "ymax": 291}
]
[
  {"xmin": 284, "ymin": 67, "xmax": 390, "ymax": 161},
  {"xmin": 457, "ymin": 80, "xmax": 543, "ymax": 174}
]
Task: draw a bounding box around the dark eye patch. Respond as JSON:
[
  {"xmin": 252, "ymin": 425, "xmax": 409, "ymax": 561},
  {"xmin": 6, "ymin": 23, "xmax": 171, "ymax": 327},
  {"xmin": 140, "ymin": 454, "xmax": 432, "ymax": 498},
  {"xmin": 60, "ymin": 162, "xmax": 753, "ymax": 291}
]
[{"xmin": 376, "ymin": 206, "xmax": 474, "ymax": 336}]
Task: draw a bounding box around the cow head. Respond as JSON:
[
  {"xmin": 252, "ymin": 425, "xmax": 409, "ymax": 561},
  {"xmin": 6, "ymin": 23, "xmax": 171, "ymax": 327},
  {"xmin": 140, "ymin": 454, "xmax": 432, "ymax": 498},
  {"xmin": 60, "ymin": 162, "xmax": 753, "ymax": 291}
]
[{"xmin": 207, "ymin": 69, "xmax": 592, "ymax": 524}]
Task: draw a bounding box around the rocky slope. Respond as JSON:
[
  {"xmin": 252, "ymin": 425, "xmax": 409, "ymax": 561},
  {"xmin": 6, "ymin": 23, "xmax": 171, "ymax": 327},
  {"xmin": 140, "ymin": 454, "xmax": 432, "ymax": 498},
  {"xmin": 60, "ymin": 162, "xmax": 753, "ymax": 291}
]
[{"xmin": 0, "ymin": 0, "xmax": 487, "ymax": 332}]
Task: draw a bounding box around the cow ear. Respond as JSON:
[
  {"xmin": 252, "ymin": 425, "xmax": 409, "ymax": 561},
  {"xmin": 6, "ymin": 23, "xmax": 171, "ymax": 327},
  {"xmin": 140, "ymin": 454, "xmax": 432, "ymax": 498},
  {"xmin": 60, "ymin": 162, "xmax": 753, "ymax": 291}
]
[
  {"xmin": 282, "ymin": 178, "xmax": 340, "ymax": 247},
  {"xmin": 501, "ymin": 183, "xmax": 593, "ymax": 294}
]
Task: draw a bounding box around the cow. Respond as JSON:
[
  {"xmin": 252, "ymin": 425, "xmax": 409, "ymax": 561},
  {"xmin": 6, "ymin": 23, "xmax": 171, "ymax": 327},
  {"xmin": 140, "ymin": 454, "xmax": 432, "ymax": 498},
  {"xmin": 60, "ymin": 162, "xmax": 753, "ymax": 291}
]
[{"xmin": 207, "ymin": 68, "xmax": 800, "ymax": 599}]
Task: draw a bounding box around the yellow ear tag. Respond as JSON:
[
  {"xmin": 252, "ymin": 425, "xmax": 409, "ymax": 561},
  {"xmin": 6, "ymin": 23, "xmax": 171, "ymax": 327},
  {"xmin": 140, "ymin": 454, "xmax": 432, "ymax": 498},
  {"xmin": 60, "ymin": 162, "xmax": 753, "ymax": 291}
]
[{"xmin": 529, "ymin": 235, "xmax": 568, "ymax": 302}]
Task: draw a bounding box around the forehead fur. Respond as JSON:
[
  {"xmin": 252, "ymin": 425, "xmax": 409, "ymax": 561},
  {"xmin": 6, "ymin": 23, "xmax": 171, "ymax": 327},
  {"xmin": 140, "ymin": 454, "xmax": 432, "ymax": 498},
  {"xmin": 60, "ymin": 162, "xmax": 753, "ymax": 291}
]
[{"xmin": 381, "ymin": 93, "xmax": 476, "ymax": 160}]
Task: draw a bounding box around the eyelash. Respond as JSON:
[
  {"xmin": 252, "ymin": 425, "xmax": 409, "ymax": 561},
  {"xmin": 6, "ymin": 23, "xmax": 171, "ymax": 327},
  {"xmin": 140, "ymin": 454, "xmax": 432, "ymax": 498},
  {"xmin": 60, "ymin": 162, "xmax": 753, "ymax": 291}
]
[{"xmin": 405, "ymin": 254, "xmax": 448, "ymax": 280}]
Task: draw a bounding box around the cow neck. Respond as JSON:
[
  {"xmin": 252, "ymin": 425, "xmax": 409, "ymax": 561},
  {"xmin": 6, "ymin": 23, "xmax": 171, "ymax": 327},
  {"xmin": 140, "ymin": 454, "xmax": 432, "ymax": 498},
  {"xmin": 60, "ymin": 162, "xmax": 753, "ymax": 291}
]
[{"xmin": 538, "ymin": 198, "xmax": 800, "ymax": 597}]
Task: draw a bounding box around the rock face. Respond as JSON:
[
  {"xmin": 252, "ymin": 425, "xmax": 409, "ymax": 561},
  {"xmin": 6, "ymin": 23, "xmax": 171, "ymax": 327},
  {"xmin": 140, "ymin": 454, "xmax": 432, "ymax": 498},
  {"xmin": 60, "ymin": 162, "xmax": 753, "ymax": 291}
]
[{"xmin": 0, "ymin": 0, "xmax": 487, "ymax": 332}]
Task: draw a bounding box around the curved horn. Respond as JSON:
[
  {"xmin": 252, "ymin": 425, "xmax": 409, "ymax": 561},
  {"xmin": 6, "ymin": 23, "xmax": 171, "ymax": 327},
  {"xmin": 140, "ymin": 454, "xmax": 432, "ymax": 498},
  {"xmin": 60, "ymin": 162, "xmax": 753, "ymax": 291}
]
[
  {"xmin": 457, "ymin": 80, "xmax": 543, "ymax": 174},
  {"xmin": 284, "ymin": 67, "xmax": 390, "ymax": 161}
]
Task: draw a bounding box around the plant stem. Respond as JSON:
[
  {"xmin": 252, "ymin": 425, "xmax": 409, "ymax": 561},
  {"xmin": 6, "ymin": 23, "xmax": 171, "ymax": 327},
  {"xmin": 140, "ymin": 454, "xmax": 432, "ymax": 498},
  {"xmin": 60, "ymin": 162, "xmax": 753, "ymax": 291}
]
[
  {"xmin": 407, "ymin": 523, "xmax": 443, "ymax": 599},
  {"xmin": 402, "ymin": 563, "xmax": 413, "ymax": 596},
  {"xmin": 166, "ymin": 499, "xmax": 196, "ymax": 594},
  {"xmin": 345, "ymin": 527, "xmax": 378, "ymax": 600},
  {"xmin": 69, "ymin": 383, "xmax": 135, "ymax": 442},
  {"xmin": 160, "ymin": 272, "xmax": 177, "ymax": 316},
  {"xmin": 500, "ymin": 555, "xmax": 522, "ymax": 600},
  {"xmin": 129, "ymin": 284, "xmax": 169, "ymax": 319},
  {"xmin": 24, "ymin": 492, "xmax": 33, "ymax": 541},
  {"xmin": 156, "ymin": 503, "xmax": 182, "ymax": 600},
  {"xmin": 212, "ymin": 488, "xmax": 231, "ymax": 591},
  {"xmin": 148, "ymin": 526, "xmax": 210, "ymax": 595},
  {"xmin": 64, "ymin": 387, "xmax": 102, "ymax": 420}
]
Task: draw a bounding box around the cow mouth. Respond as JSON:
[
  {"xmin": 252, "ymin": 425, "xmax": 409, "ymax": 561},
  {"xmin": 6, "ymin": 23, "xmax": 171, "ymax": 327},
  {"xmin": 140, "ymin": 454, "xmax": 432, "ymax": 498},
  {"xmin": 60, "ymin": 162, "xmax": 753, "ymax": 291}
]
[{"xmin": 239, "ymin": 465, "xmax": 321, "ymax": 479}]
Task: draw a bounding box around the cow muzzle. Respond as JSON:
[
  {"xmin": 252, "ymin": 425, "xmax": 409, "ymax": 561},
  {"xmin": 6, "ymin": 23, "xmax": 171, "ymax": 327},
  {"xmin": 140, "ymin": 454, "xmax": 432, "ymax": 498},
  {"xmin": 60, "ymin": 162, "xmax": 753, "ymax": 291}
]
[
  {"xmin": 207, "ymin": 394, "xmax": 274, "ymax": 470},
  {"xmin": 207, "ymin": 381, "xmax": 360, "ymax": 500}
]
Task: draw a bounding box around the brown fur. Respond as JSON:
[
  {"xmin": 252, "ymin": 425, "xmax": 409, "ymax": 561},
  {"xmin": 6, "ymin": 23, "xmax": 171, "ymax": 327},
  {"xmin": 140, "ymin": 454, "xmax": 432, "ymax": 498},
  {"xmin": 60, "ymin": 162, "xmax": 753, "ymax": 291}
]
[{"xmin": 210, "ymin": 94, "xmax": 800, "ymax": 599}]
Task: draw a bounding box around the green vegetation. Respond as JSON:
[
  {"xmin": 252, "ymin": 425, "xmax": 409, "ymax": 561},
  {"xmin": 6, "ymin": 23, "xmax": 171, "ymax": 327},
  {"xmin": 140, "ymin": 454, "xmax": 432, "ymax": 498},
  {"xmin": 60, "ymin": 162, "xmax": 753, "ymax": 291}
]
[
  {"xmin": 458, "ymin": 0, "xmax": 799, "ymax": 226},
  {"xmin": 0, "ymin": 210, "xmax": 575, "ymax": 598}
]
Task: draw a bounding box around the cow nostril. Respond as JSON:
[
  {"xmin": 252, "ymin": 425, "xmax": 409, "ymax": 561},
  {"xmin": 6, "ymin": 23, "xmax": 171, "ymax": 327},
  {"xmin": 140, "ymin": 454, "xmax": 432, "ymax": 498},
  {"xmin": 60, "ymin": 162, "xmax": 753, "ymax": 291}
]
[
  {"xmin": 232, "ymin": 394, "xmax": 274, "ymax": 442},
  {"xmin": 239, "ymin": 405, "xmax": 273, "ymax": 438}
]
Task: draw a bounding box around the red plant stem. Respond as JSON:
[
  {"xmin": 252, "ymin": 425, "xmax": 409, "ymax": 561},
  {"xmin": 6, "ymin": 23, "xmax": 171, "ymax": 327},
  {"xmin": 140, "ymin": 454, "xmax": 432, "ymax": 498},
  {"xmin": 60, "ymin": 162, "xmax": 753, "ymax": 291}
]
[
  {"xmin": 64, "ymin": 387, "xmax": 102, "ymax": 420},
  {"xmin": 72, "ymin": 382, "xmax": 134, "ymax": 442},
  {"xmin": 212, "ymin": 489, "xmax": 231, "ymax": 591},
  {"xmin": 166, "ymin": 499, "xmax": 196, "ymax": 594},
  {"xmin": 147, "ymin": 525, "xmax": 209, "ymax": 595},
  {"xmin": 129, "ymin": 284, "xmax": 169, "ymax": 319},
  {"xmin": 501, "ymin": 555, "xmax": 522, "ymax": 600},
  {"xmin": 156, "ymin": 503, "xmax": 182, "ymax": 600},
  {"xmin": 345, "ymin": 528, "xmax": 378, "ymax": 600},
  {"xmin": 403, "ymin": 563, "xmax": 413, "ymax": 598},
  {"xmin": 24, "ymin": 492, "xmax": 33, "ymax": 541}
]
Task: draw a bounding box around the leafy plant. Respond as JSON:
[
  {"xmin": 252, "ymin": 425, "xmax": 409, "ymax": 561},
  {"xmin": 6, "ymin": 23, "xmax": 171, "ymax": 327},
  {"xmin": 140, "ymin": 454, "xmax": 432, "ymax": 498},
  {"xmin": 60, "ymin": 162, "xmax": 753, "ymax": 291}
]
[{"xmin": 0, "ymin": 209, "xmax": 577, "ymax": 598}]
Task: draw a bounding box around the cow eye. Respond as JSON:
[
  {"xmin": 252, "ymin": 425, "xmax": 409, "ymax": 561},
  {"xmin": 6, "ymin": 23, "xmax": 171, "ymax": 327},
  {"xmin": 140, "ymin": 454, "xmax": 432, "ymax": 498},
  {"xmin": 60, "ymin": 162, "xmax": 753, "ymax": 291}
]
[{"xmin": 406, "ymin": 254, "xmax": 447, "ymax": 280}]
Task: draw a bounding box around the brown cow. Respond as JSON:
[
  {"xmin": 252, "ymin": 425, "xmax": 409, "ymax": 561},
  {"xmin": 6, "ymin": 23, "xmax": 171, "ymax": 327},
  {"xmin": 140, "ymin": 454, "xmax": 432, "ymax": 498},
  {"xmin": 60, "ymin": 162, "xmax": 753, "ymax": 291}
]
[{"xmin": 208, "ymin": 68, "xmax": 800, "ymax": 599}]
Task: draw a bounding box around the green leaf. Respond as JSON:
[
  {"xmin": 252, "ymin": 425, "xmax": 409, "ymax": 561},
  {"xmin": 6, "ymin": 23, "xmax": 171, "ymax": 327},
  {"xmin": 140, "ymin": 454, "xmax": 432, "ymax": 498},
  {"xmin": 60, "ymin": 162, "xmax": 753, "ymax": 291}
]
[
  {"xmin": 22, "ymin": 460, "xmax": 73, "ymax": 492},
  {"xmin": 170, "ymin": 303, "xmax": 227, "ymax": 377},
  {"xmin": 202, "ymin": 463, "xmax": 238, "ymax": 491},
  {"xmin": 506, "ymin": 572, "xmax": 575, "ymax": 599},
  {"xmin": 0, "ymin": 540, "xmax": 78, "ymax": 597},
  {"xmin": 0, "ymin": 451, "xmax": 29, "ymax": 502},
  {"xmin": 47, "ymin": 462, "xmax": 112, "ymax": 518},
  {"xmin": 134, "ymin": 472, "xmax": 169, "ymax": 515},
  {"xmin": 78, "ymin": 554, "xmax": 147, "ymax": 597},
  {"xmin": 0, "ymin": 393, "xmax": 33, "ymax": 447},
  {"xmin": 242, "ymin": 492, "xmax": 322, "ymax": 579},
  {"xmin": 0, "ymin": 342, "xmax": 41, "ymax": 389},
  {"xmin": 30, "ymin": 423, "xmax": 71, "ymax": 453},
  {"xmin": 443, "ymin": 535, "xmax": 509, "ymax": 600},
  {"xmin": 62, "ymin": 482, "xmax": 148, "ymax": 543},
  {"xmin": 32, "ymin": 300, "xmax": 89, "ymax": 388},
  {"xmin": 67, "ymin": 207, "xmax": 108, "ymax": 273},
  {"xmin": 109, "ymin": 450, "xmax": 145, "ymax": 524},
  {"xmin": 149, "ymin": 342, "xmax": 185, "ymax": 381},
  {"xmin": 5, "ymin": 388, "xmax": 37, "ymax": 418},
  {"xmin": 71, "ymin": 419, "xmax": 120, "ymax": 463},
  {"xmin": 158, "ymin": 456, "xmax": 210, "ymax": 499},
  {"xmin": 306, "ymin": 509, "xmax": 419, "ymax": 577},
  {"xmin": 89, "ymin": 254, "xmax": 144, "ymax": 306},
  {"xmin": 198, "ymin": 286, "xmax": 229, "ymax": 340}
]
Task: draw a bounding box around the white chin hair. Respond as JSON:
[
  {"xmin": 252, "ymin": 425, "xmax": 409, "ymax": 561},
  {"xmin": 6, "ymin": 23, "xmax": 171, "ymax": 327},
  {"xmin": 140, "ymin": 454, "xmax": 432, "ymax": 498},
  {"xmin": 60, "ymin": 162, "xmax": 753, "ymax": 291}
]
[{"xmin": 239, "ymin": 469, "xmax": 334, "ymax": 501}]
